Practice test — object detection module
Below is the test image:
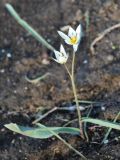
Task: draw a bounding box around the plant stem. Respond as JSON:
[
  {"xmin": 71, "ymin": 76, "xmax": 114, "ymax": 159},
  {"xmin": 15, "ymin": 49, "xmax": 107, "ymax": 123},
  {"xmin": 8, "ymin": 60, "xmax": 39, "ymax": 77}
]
[
  {"xmin": 64, "ymin": 53, "xmax": 84, "ymax": 138},
  {"xmin": 84, "ymin": 107, "xmax": 93, "ymax": 142},
  {"xmin": 64, "ymin": 64, "xmax": 71, "ymax": 78},
  {"xmin": 71, "ymin": 52, "xmax": 84, "ymax": 138}
]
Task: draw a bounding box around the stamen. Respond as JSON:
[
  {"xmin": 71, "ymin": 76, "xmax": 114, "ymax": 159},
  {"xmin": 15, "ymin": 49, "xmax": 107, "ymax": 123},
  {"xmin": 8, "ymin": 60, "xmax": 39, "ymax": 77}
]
[{"xmin": 70, "ymin": 36, "xmax": 77, "ymax": 44}]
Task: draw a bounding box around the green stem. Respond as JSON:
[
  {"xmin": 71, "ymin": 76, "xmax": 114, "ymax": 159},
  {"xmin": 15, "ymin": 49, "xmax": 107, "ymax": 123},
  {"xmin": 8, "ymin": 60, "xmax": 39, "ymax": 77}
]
[
  {"xmin": 64, "ymin": 64, "xmax": 71, "ymax": 78},
  {"xmin": 5, "ymin": 3, "xmax": 55, "ymax": 51},
  {"xmin": 64, "ymin": 53, "xmax": 84, "ymax": 138},
  {"xmin": 71, "ymin": 52, "xmax": 83, "ymax": 137}
]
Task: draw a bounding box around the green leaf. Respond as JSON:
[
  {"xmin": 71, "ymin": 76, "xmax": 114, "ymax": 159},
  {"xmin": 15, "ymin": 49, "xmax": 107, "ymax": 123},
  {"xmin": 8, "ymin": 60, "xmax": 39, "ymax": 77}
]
[
  {"xmin": 4, "ymin": 123, "xmax": 80, "ymax": 139},
  {"xmin": 82, "ymin": 118, "xmax": 120, "ymax": 130},
  {"xmin": 5, "ymin": 4, "xmax": 55, "ymax": 51}
]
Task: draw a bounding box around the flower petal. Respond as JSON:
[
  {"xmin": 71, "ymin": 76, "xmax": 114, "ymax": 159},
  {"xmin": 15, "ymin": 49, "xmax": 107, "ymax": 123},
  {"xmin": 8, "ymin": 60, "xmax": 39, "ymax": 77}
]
[
  {"xmin": 68, "ymin": 27, "xmax": 76, "ymax": 38},
  {"xmin": 52, "ymin": 58, "xmax": 60, "ymax": 64},
  {"xmin": 73, "ymin": 44, "xmax": 79, "ymax": 52},
  {"xmin": 60, "ymin": 44, "xmax": 66, "ymax": 55},
  {"xmin": 58, "ymin": 31, "xmax": 70, "ymax": 41},
  {"xmin": 76, "ymin": 24, "xmax": 82, "ymax": 35},
  {"xmin": 54, "ymin": 50, "xmax": 62, "ymax": 59},
  {"xmin": 76, "ymin": 24, "xmax": 82, "ymax": 42},
  {"xmin": 65, "ymin": 39, "xmax": 72, "ymax": 45},
  {"xmin": 57, "ymin": 56, "xmax": 68, "ymax": 64},
  {"xmin": 60, "ymin": 44, "xmax": 66, "ymax": 54}
]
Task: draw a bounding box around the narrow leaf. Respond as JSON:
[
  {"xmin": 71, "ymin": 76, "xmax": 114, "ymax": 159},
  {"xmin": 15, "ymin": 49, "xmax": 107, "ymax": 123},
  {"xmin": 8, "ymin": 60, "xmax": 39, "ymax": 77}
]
[
  {"xmin": 82, "ymin": 118, "xmax": 120, "ymax": 130},
  {"xmin": 4, "ymin": 123, "xmax": 80, "ymax": 139},
  {"xmin": 5, "ymin": 4, "xmax": 55, "ymax": 51}
]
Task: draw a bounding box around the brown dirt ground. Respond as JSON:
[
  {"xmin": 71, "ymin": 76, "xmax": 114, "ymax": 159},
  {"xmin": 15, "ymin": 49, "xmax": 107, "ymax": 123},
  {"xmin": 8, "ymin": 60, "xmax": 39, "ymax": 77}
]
[{"xmin": 0, "ymin": 0, "xmax": 120, "ymax": 159}]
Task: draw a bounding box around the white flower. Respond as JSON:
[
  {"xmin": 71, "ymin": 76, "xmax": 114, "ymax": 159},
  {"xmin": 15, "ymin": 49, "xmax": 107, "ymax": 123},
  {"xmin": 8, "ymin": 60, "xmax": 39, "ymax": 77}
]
[
  {"xmin": 53, "ymin": 44, "xmax": 68, "ymax": 64},
  {"xmin": 58, "ymin": 24, "xmax": 82, "ymax": 52}
]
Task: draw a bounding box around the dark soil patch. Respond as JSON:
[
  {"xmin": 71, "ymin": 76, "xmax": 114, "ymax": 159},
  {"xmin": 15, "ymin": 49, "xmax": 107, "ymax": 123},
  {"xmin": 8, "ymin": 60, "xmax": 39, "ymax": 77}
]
[{"xmin": 0, "ymin": 0, "xmax": 120, "ymax": 159}]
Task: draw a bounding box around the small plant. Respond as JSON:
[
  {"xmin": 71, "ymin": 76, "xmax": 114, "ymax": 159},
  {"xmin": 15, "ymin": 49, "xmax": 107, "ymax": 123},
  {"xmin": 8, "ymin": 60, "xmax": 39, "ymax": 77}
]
[{"xmin": 4, "ymin": 4, "xmax": 120, "ymax": 159}]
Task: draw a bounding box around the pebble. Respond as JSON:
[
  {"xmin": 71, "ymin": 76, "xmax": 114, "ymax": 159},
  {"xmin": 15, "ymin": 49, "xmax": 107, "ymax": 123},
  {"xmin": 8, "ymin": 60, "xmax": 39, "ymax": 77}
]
[
  {"xmin": 60, "ymin": 25, "xmax": 70, "ymax": 32},
  {"xmin": 19, "ymin": 150, "xmax": 22, "ymax": 153},
  {"xmin": 0, "ymin": 69, "xmax": 5, "ymax": 73},
  {"xmin": 101, "ymin": 106, "xmax": 106, "ymax": 111},
  {"xmin": 42, "ymin": 58, "xmax": 50, "ymax": 65},
  {"xmin": 107, "ymin": 55, "xmax": 114, "ymax": 62},
  {"xmin": 83, "ymin": 60, "xmax": 88, "ymax": 64},
  {"xmin": 13, "ymin": 90, "xmax": 17, "ymax": 94},
  {"xmin": 24, "ymin": 87, "xmax": 28, "ymax": 90},
  {"xmin": 11, "ymin": 139, "xmax": 15, "ymax": 144},
  {"xmin": 103, "ymin": 139, "xmax": 109, "ymax": 144},
  {"xmin": 7, "ymin": 53, "xmax": 12, "ymax": 58},
  {"xmin": 1, "ymin": 128, "xmax": 5, "ymax": 132},
  {"xmin": 75, "ymin": 9, "xmax": 83, "ymax": 21},
  {"xmin": 1, "ymin": 49, "xmax": 5, "ymax": 53},
  {"xmin": 47, "ymin": 39, "xmax": 51, "ymax": 43}
]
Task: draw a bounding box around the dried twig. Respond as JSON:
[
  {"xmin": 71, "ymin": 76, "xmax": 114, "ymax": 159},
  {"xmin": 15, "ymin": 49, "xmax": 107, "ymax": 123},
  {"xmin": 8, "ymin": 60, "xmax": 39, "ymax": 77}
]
[
  {"xmin": 32, "ymin": 105, "xmax": 88, "ymax": 124},
  {"xmin": 32, "ymin": 107, "xmax": 57, "ymax": 124},
  {"xmin": 90, "ymin": 22, "xmax": 120, "ymax": 55},
  {"xmin": 25, "ymin": 72, "xmax": 51, "ymax": 84},
  {"xmin": 84, "ymin": 106, "xmax": 93, "ymax": 142}
]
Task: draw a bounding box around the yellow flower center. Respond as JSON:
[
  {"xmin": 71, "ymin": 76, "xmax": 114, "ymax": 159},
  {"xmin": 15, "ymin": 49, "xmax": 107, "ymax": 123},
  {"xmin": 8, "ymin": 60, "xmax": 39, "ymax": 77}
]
[{"xmin": 70, "ymin": 36, "xmax": 77, "ymax": 44}]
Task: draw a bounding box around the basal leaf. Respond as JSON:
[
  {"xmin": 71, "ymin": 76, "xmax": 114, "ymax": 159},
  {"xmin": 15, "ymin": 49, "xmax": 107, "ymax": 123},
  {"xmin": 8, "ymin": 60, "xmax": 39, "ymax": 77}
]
[
  {"xmin": 82, "ymin": 118, "xmax": 120, "ymax": 130},
  {"xmin": 4, "ymin": 123, "xmax": 80, "ymax": 139}
]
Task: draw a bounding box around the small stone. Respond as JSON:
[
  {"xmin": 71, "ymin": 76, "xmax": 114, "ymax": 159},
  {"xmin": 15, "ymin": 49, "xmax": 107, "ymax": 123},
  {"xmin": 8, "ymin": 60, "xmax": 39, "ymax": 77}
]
[
  {"xmin": 101, "ymin": 106, "xmax": 106, "ymax": 111},
  {"xmin": 83, "ymin": 60, "xmax": 88, "ymax": 64},
  {"xmin": 1, "ymin": 128, "xmax": 5, "ymax": 132},
  {"xmin": 47, "ymin": 39, "xmax": 51, "ymax": 43},
  {"xmin": 42, "ymin": 58, "xmax": 50, "ymax": 65},
  {"xmin": 19, "ymin": 137, "xmax": 23, "ymax": 140},
  {"xmin": 7, "ymin": 53, "xmax": 12, "ymax": 58},
  {"xmin": 13, "ymin": 90, "xmax": 17, "ymax": 94},
  {"xmin": 107, "ymin": 55, "xmax": 114, "ymax": 62},
  {"xmin": 103, "ymin": 139, "xmax": 109, "ymax": 144},
  {"xmin": 0, "ymin": 69, "xmax": 5, "ymax": 73},
  {"xmin": 75, "ymin": 9, "xmax": 83, "ymax": 21},
  {"xmin": 11, "ymin": 139, "xmax": 15, "ymax": 144},
  {"xmin": 1, "ymin": 49, "xmax": 5, "ymax": 53},
  {"xmin": 24, "ymin": 87, "xmax": 28, "ymax": 90},
  {"xmin": 60, "ymin": 25, "xmax": 70, "ymax": 32},
  {"xmin": 19, "ymin": 150, "xmax": 22, "ymax": 153}
]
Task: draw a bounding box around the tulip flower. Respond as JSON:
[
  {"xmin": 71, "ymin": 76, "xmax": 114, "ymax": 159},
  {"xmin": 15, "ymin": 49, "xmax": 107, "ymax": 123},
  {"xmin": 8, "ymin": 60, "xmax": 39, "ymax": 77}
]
[
  {"xmin": 58, "ymin": 24, "xmax": 82, "ymax": 52},
  {"xmin": 53, "ymin": 44, "xmax": 68, "ymax": 64}
]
